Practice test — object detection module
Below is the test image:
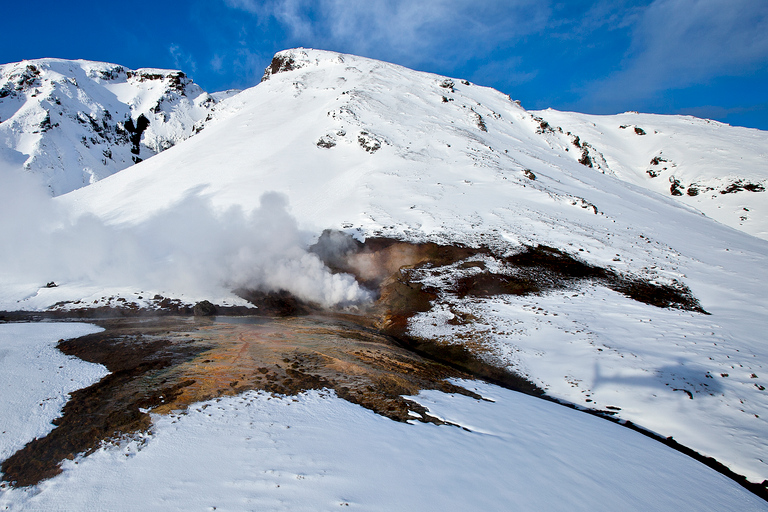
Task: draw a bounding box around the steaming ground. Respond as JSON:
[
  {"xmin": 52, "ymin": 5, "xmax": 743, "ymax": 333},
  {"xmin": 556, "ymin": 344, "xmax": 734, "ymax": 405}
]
[
  {"xmin": 0, "ymin": 163, "xmax": 370, "ymax": 309},
  {"xmin": 1, "ymin": 48, "xmax": 767, "ymax": 507}
]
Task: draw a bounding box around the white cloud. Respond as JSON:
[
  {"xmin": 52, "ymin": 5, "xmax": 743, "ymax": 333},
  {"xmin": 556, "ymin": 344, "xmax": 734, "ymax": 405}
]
[
  {"xmin": 224, "ymin": 0, "xmax": 551, "ymax": 68},
  {"xmin": 585, "ymin": 0, "xmax": 768, "ymax": 106}
]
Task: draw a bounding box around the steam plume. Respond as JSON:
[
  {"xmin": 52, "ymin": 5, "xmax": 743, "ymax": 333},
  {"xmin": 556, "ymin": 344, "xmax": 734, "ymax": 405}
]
[{"xmin": 0, "ymin": 161, "xmax": 371, "ymax": 307}]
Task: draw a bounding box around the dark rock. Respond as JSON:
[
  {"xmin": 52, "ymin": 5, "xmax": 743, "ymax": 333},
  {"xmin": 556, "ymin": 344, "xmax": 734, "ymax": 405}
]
[
  {"xmin": 669, "ymin": 177, "xmax": 684, "ymax": 196},
  {"xmin": 193, "ymin": 300, "xmax": 217, "ymax": 317},
  {"xmin": 261, "ymin": 54, "xmax": 299, "ymax": 82}
]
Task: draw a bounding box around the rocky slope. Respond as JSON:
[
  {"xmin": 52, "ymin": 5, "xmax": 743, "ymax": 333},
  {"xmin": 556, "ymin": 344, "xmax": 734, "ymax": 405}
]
[
  {"xmin": 532, "ymin": 109, "xmax": 768, "ymax": 239},
  {"xmin": 0, "ymin": 58, "xmax": 236, "ymax": 195}
]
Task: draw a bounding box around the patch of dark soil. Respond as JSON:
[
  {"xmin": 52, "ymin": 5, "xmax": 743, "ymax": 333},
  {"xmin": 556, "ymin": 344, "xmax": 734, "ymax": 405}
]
[
  {"xmin": 1, "ymin": 318, "xmax": 207, "ymax": 487},
  {"xmin": 455, "ymin": 273, "xmax": 541, "ymax": 297},
  {"xmin": 609, "ymin": 276, "xmax": 707, "ymax": 313},
  {"xmin": 374, "ymin": 272, "xmax": 437, "ymax": 338},
  {"xmin": 499, "ymin": 245, "xmax": 705, "ymax": 313},
  {"xmin": 505, "ymin": 245, "xmax": 605, "ymax": 280},
  {"xmin": 398, "ymin": 336, "xmax": 544, "ymax": 398},
  {"xmin": 234, "ymin": 289, "xmax": 316, "ymax": 316}
]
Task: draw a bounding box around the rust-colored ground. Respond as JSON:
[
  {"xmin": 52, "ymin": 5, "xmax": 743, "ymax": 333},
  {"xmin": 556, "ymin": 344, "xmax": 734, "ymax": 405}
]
[{"xmin": 0, "ymin": 315, "xmax": 476, "ymax": 487}]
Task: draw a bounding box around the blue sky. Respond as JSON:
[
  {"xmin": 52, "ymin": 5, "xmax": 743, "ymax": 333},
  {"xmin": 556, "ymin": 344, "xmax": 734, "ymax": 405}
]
[{"xmin": 2, "ymin": 0, "xmax": 767, "ymax": 129}]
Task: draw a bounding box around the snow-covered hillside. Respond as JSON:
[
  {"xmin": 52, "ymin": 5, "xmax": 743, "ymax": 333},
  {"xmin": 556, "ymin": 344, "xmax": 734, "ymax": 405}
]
[
  {"xmin": 0, "ymin": 59, "xmax": 235, "ymax": 195},
  {"xmin": 2, "ymin": 48, "xmax": 768, "ymax": 493},
  {"xmin": 532, "ymin": 109, "xmax": 768, "ymax": 239}
]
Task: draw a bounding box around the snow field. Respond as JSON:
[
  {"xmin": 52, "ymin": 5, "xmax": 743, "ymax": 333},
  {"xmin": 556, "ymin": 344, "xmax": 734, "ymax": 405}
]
[
  {"xmin": 410, "ymin": 283, "xmax": 768, "ymax": 483},
  {"xmin": 0, "ymin": 48, "xmax": 766, "ymax": 496},
  {"xmin": 1, "ymin": 378, "xmax": 765, "ymax": 511},
  {"xmin": 534, "ymin": 109, "xmax": 768, "ymax": 240}
]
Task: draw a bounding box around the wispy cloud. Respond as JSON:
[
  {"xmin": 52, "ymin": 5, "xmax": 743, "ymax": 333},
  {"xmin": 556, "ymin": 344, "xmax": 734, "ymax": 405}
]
[
  {"xmin": 169, "ymin": 44, "xmax": 198, "ymax": 73},
  {"xmin": 223, "ymin": 0, "xmax": 552, "ymax": 69},
  {"xmin": 210, "ymin": 54, "xmax": 225, "ymax": 73},
  {"xmin": 583, "ymin": 0, "xmax": 768, "ymax": 108},
  {"xmin": 216, "ymin": 0, "xmax": 767, "ymax": 128},
  {"xmin": 548, "ymin": 0, "xmax": 643, "ymax": 40},
  {"xmin": 470, "ymin": 56, "xmax": 538, "ymax": 90}
]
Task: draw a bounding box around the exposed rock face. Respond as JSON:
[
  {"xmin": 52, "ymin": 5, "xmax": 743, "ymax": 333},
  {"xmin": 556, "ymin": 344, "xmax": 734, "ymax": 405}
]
[{"xmin": 260, "ymin": 49, "xmax": 315, "ymax": 81}]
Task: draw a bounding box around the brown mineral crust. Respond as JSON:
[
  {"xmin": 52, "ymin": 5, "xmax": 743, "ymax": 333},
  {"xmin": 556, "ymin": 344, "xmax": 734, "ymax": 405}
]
[{"xmin": 1, "ymin": 314, "xmax": 479, "ymax": 488}]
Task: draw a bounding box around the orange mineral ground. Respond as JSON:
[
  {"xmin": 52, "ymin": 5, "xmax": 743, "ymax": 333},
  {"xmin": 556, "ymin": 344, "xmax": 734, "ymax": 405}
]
[
  {"xmin": 149, "ymin": 316, "xmax": 477, "ymax": 418},
  {"xmin": 1, "ymin": 315, "xmax": 477, "ymax": 487}
]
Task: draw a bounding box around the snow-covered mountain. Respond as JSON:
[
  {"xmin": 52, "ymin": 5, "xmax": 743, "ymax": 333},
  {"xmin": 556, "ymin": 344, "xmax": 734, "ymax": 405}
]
[
  {"xmin": 0, "ymin": 58, "xmax": 236, "ymax": 195},
  {"xmin": 2, "ymin": 48, "xmax": 768, "ymax": 492},
  {"xmin": 2, "ymin": 55, "xmax": 764, "ymax": 237}
]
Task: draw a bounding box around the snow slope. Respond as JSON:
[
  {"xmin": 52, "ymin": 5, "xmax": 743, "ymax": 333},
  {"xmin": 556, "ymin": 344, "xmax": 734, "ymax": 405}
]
[
  {"xmin": 3, "ymin": 48, "xmax": 768, "ymax": 486},
  {"xmin": 1, "ymin": 373, "xmax": 764, "ymax": 511},
  {"xmin": 0, "ymin": 59, "xmax": 234, "ymax": 195},
  {"xmin": 532, "ymin": 109, "xmax": 768, "ymax": 239}
]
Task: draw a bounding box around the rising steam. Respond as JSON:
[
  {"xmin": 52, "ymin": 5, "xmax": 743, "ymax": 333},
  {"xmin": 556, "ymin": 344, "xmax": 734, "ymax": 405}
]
[{"xmin": 0, "ymin": 161, "xmax": 371, "ymax": 307}]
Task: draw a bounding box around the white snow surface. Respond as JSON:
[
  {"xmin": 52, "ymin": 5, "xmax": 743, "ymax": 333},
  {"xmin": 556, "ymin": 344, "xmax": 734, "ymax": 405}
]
[
  {"xmin": 1, "ymin": 48, "xmax": 767, "ymax": 486},
  {"xmin": 0, "ymin": 323, "xmax": 107, "ymax": 465},
  {"xmin": 532, "ymin": 108, "xmax": 768, "ymax": 240},
  {"xmin": 1, "ymin": 378, "xmax": 764, "ymax": 511},
  {"xmin": 0, "ymin": 58, "xmax": 227, "ymax": 195}
]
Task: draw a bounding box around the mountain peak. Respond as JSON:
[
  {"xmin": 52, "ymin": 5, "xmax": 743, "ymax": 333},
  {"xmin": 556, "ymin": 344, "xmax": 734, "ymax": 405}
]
[{"xmin": 261, "ymin": 48, "xmax": 354, "ymax": 82}]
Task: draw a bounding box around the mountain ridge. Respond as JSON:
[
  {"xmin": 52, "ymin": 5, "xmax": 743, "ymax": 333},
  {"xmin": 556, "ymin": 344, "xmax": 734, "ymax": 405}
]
[
  {"xmin": 1, "ymin": 50, "xmax": 765, "ymax": 237},
  {"xmin": 0, "ymin": 58, "xmax": 236, "ymax": 195}
]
